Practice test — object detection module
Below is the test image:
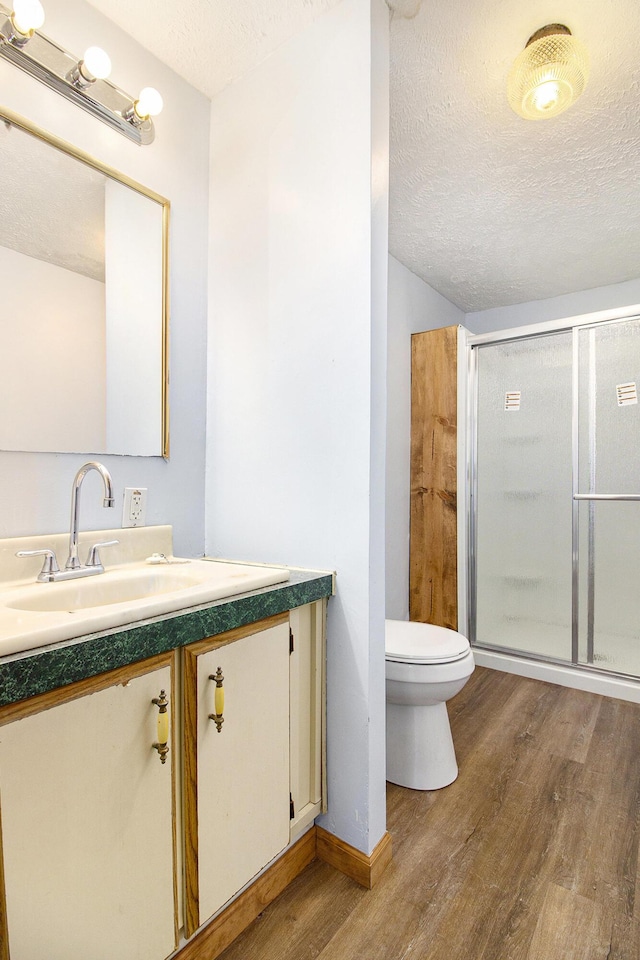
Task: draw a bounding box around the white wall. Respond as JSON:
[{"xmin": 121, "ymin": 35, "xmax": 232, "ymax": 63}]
[
  {"xmin": 0, "ymin": 0, "xmax": 209, "ymax": 556},
  {"xmin": 0, "ymin": 246, "xmax": 105, "ymax": 452},
  {"xmin": 466, "ymin": 277, "xmax": 640, "ymax": 334},
  {"xmin": 386, "ymin": 255, "xmax": 464, "ymax": 620},
  {"xmin": 104, "ymin": 180, "xmax": 163, "ymax": 456},
  {"xmin": 206, "ymin": 0, "xmax": 389, "ymax": 855}
]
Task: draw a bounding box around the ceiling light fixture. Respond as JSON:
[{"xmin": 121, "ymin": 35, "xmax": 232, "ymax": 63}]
[
  {"xmin": 0, "ymin": 1, "xmax": 162, "ymax": 144},
  {"xmin": 507, "ymin": 24, "xmax": 589, "ymax": 121}
]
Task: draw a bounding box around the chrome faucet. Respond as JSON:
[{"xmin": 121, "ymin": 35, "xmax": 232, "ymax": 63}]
[
  {"xmin": 17, "ymin": 461, "xmax": 119, "ymax": 583},
  {"xmin": 66, "ymin": 461, "xmax": 115, "ymax": 570}
]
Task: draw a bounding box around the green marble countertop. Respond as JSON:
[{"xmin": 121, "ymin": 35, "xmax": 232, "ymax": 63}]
[{"xmin": 0, "ymin": 568, "xmax": 333, "ymax": 708}]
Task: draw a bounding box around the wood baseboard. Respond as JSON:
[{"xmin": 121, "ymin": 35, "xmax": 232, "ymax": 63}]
[
  {"xmin": 175, "ymin": 828, "xmax": 316, "ymax": 960},
  {"xmin": 315, "ymin": 826, "xmax": 393, "ymax": 890}
]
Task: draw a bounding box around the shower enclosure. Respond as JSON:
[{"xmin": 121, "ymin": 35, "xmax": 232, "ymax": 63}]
[{"xmin": 469, "ymin": 312, "xmax": 640, "ymax": 679}]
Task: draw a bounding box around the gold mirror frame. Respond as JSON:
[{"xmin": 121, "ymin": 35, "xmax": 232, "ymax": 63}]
[{"xmin": 0, "ymin": 106, "xmax": 170, "ymax": 459}]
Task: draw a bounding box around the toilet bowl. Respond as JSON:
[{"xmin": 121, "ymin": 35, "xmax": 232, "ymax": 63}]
[{"xmin": 385, "ymin": 619, "xmax": 474, "ymax": 791}]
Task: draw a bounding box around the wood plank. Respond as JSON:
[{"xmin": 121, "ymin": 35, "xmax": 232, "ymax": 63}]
[
  {"xmin": 546, "ymin": 768, "xmax": 639, "ymax": 915},
  {"xmin": 409, "ymin": 325, "xmax": 458, "ymax": 628},
  {"xmin": 388, "ymin": 753, "xmax": 584, "ymax": 958},
  {"xmin": 176, "ymin": 829, "xmax": 317, "ymax": 960},
  {"xmin": 609, "ymin": 912, "xmax": 640, "ymax": 960},
  {"xmin": 535, "ymin": 695, "xmax": 640, "ymax": 915},
  {"xmin": 182, "ymin": 645, "xmax": 200, "ymax": 939},
  {"xmin": 542, "ymin": 684, "xmax": 600, "ymax": 764},
  {"xmin": 216, "ymin": 859, "xmax": 368, "ymax": 960},
  {"xmin": 583, "ymin": 695, "xmax": 640, "ymax": 792},
  {"xmin": 526, "ymin": 883, "xmax": 611, "ymax": 960},
  {"xmin": 316, "ymin": 828, "xmax": 392, "ymax": 890},
  {"xmin": 312, "ymin": 884, "xmax": 424, "ymax": 960}
]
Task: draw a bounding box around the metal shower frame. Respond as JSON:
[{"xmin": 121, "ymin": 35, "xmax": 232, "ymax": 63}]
[{"xmin": 465, "ymin": 304, "xmax": 640, "ymax": 681}]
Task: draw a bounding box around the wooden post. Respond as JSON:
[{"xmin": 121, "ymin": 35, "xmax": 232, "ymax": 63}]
[{"xmin": 409, "ymin": 326, "xmax": 458, "ymax": 629}]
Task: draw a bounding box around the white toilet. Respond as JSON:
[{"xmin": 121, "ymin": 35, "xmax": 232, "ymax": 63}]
[{"xmin": 385, "ymin": 619, "xmax": 475, "ymax": 790}]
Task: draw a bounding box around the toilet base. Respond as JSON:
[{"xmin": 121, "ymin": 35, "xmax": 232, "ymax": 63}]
[{"xmin": 386, "ymin": 700, "xmax": 458, "ymax": 790}]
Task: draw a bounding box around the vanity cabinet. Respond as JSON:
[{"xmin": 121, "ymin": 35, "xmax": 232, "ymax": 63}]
[
  {"xmin": 183, "ymin": 613, "xmax": 292, "ymax": 935},
  {"xmin": 0, "ymin": 652, "xmax": 178, "ymax": 960},
  {"xmin": 0, "ymin": 596, "xmax": 327, "ymax": 958}
]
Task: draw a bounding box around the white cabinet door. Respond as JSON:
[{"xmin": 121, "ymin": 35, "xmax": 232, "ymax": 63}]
[
  {"xmin": 0, "ymin": 655, "xmax": 177, "ymax": 960},
  {"xmin": 184, "ymin": 614, "xmax": 290, "ymax": 932}
]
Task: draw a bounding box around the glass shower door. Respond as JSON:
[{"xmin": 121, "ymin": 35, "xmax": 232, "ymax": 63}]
[
  {"xmin": 575, "ymin": 318, "xmax": 640, "ymax": 675},
  {"xmin": 473, "ymin": 331, "xmax": 574, "ymax": 659}
]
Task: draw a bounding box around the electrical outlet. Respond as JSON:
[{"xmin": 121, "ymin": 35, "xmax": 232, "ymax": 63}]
[{"xmin": 122, "ymin": 487, "xmax": 147, "ymax": 527}]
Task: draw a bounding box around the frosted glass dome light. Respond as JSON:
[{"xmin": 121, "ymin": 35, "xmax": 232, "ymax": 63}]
[{"xmin": 507, "ymin": 24, "xmax": 589, "ymax": 120}]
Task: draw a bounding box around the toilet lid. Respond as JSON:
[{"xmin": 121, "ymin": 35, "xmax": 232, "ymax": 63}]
[{"xmin": 385, "ymin": 619, "xmax": 470, "ymax": 664}]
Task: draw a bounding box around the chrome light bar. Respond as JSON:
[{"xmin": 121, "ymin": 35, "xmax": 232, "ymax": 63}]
[{"xmin": 0, "ymin": 1, "xmax": 161, "ymax": 145}]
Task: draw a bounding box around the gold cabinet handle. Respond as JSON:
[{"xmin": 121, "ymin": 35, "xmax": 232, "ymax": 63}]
[
  {"xmin": 152, "ymin": 689, "xmax": 170, "ymax": 763},
  {"xmin": 208, "ymin": 668, "xmax": 224, "ymax": 732}
]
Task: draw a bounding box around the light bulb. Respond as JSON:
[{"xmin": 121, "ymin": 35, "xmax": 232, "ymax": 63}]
[
  {"xmin": 82, "ymin": 46, "xmax": 111, "ymax": 81},
  {"xmin": 532, "ymin": 80, "xmax": 561, "ymax": 112},
  {"xmin": 134, "ymin": 87, "xmax": 163, "ymax": 120},
  {"xmin": 11, "ymin": 0, "xmax": 45, "ymax": 34}
]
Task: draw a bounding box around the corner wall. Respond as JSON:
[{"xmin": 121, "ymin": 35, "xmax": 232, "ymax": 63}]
[
  {"xmin": 0, "ymin": 0, "xmax": 210, "ymax": 556},
  {"xmin": 206, "ymin": 0, "xmax": 389, "ymax": 855}
]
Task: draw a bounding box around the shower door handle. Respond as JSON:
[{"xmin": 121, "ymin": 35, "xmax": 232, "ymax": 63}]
[{"xmin": 573, "ymin": 494, "xmax": 640, "ymax": 501}]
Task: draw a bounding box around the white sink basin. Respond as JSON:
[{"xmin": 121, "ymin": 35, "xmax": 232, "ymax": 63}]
[
  {"xmin": 0, "ymin": 558, "xmax": 290, "ymax": 657},
  {"xmin": 7, "ymin": 563, "xmax": 274, "ymax": 613}
]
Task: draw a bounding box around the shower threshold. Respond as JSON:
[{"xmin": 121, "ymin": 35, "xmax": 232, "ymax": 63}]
[{"xmin": 472, "ymin": 643, "xmax": 640, "ymax": 704}]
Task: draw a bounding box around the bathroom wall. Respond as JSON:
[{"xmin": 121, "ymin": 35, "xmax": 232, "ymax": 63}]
[
  {"xmin": 206, "ymin": 0, "xmax": 389, "ymax": 855},
  {"xmin": 466, "ymin": 277, "xmax": 640, "ymax": 333},
  {"xmin": 386, "ymin": 255, "xmax": 464, "ymax": 620},
  {"xmin": 0, "ymin": 0, "xmax": 210, "ymax": 556},
  {"xmin": 0, "ymin": 247, "xmax": 105, "ymax": 452}
]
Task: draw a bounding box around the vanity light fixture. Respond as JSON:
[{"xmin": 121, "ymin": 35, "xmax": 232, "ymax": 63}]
[
  {"xmin": 507, "ymin": 24, "xmax": 589, "ymax": 120},
  {"xmin": 0, "ymin": 0, "xmax": 162, "ymax": 144}
]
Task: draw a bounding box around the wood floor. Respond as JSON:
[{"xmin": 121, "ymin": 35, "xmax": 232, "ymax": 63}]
[{"xmin": 218, "ymin": 667, "xmax": 640, "ymax": 960}]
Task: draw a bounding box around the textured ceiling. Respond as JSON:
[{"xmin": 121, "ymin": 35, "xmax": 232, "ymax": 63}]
[
  {"xmin": 0, "ymin": 121, "xmax": 105, "ymax": 281},
  {"xmin": 388, "ymin": 0, "xmax": 640, "ymax": 311},
  {"xmin": 86, "ymin": 0, "xmax": 640, "ymax": 313},
  {"xmin": 85, "ymin": 0, "xmax": 343, "ymax": 99}
]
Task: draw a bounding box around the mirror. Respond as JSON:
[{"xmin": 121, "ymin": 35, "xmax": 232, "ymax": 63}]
[{"xmin": 0, "ymin": 107, "xmax": 169, "ymax": 458}]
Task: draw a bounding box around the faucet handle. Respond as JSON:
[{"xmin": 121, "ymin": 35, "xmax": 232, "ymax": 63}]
[
  {"xmin": 85, "ymin": 539, "xmax": 119, "ymax": 568},
  {"xmin": 16, "ymin": 549, "xmax": 60, "ymax": 582}
]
